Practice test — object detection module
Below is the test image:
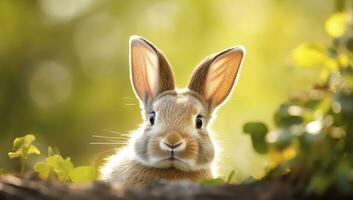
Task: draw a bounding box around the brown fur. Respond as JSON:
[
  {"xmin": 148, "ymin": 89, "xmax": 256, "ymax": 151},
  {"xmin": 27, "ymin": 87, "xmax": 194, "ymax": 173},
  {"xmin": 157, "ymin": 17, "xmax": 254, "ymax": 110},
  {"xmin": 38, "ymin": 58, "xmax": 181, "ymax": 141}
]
[
  {"xmin": 100, "ymin": 35, "xmax": 245, "ymax": 186},
  {"xmin": 106, "ymin": 158, "xmax": 212, "ymax": 186}
]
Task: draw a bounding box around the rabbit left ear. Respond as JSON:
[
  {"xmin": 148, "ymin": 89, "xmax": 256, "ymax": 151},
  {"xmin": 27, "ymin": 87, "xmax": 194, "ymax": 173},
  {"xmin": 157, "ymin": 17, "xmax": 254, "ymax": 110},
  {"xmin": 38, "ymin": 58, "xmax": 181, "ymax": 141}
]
[
  {"xmin": 129, "ymin": 35, "xmax": 175, "ymax": 104},
  {"xmin": 188, "ymin": 46, "xmax": 245, "ymax": 107}
]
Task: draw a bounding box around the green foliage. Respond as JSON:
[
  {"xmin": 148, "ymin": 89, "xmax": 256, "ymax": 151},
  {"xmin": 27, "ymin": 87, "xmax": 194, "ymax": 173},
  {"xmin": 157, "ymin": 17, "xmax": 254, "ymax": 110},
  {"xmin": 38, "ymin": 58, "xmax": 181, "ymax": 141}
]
[
  {"xmin": 34, "ymin": 154, "xmax": 74, "ymax": 182},
  {"xmin": 347, "ymin": 37, "xmax": 353, "ymax": 52},
  {"xmin": 243, "ymin": 122, "xmax": 268, "ymax": 154},
  {"xmin": 200, "ymin": 178, "xmax": 225, "ymax": 186},
  {"xmin": 200, "ymin": 170, "xmax": 236, "ymax": 186},
  {"xmin": 8, "ymin": 134, "xmax": 41, "ymax": 174},
  {"xmin": 292, "ymin": 43, "xmax": 337, "ymax": 70},
  {"xmin": 226, "ymin": 170, "xmax": 235, "ymax": 183},
  {"xmin": 8, "ymin": 134, "xmax": 41, "ymax": 159},
  {"xmin": 244, "ymin": 9, "xmax": 353, "ymax": 195},
  {"xmin": 7, "ymin": 135, "xmax": 97, "ymax": 183},
  {"xmin": 33, "ymin": 150, "xmax": 97, "ymax": 183},
  {"xmin": 69, "ymin": 166, "xmax": 97, "ymax": 183}
]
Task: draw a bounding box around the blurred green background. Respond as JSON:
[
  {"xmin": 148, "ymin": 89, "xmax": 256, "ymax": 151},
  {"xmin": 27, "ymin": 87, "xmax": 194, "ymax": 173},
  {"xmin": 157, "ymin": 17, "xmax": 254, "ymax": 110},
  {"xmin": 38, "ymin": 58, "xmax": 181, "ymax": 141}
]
[{"xmin": 0, "ymin": 0, "xmax": 336, "ymax": 181}]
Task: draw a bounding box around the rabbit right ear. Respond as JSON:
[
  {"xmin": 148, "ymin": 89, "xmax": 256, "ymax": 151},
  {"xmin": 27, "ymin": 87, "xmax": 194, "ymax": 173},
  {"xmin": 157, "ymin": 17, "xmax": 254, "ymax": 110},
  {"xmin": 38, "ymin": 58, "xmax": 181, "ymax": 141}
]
[
  {"xmin": 188, "ymin": 46, "xmax": 245, "ymax": 109},
  {"xmin": 129, "ymin": 36, "xmax": 175, "ymax": 104}
]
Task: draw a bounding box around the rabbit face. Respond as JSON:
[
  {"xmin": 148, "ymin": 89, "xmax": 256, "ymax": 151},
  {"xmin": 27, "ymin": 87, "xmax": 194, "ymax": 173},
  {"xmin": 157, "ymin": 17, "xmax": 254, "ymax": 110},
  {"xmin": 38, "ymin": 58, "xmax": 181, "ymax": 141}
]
[
  {"xmin": 134, "ymin": 91, "xmax": 215, "ymax": 171},
  {"xmin": 129, "ymin": 36, "xmax": 245, "ymax": 172}
]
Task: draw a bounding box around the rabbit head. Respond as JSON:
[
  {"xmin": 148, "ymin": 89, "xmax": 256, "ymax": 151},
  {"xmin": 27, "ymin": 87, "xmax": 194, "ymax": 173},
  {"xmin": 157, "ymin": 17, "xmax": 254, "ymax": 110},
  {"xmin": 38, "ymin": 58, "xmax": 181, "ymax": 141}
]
[{"xmin": 129, "ymin": 36, "xmax": 245, "ymax": 172}]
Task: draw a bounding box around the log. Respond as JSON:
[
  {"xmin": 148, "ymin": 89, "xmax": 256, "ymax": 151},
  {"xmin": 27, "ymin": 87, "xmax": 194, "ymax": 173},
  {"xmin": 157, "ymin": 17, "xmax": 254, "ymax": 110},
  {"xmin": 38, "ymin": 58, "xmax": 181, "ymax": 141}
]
[{"xmin": 0, "ymin": 175, "xmax": 350, "ymax": 200}]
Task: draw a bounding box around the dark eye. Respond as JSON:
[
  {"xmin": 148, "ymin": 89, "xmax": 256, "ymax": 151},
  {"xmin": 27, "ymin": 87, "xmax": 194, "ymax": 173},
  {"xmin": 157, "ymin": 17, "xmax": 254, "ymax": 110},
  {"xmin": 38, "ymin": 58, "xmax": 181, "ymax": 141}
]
[
  {"xmin": 196, "ymin": 115, "xmax": 203, "ymax": 129},
  {"xmin": 149, "ymin": 111, "xmax": 156, "ymax": 125}
]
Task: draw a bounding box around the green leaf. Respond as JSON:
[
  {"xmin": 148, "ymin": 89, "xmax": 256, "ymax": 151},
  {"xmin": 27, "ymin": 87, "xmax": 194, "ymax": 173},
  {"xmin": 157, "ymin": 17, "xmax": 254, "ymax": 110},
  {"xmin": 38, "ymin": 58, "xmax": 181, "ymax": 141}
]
[
  {"xmin": 347, "ymin": 37, "xmax": 353, "ymax": 53},
  {"xmin": 200, "ymin": 178, "xmax": 225, "ymax": 186},
  {"xmin": 69, "ymin": 166, "xmax": 97, "ymax": 183},
  {"xmin": 335, "ymin": 160, "xmax": 352, "ymax": 193},
  {"xmin": 241, "ymin": 176, "xmax": 256, "ymax": 184},
  {"xmin": 8, "ymin": 150, "xmax": 23, "ymax": 159},
  {"xmin": 47, "ymin": 155, "xmax": 74, "ymax": 172},
  {"xmin": 334, "ymin": 90, "xmax": 353, "ymax": 119},
  {"xmin": 274, "ymin": 105, "xmax": 304, "ymax": 127},
  {"xmin": 33, "ymin": 148, "xmax": 97, "ymax": 183},
  {"xmin": 8, "ymin": 134, "xmax": 40, "ymax": 159},
  {"xmin": 48, "ymin": 146, "xmax": 55, "ymax": 156},
  {"xmin": 325, "ymin": 12, "xmax": 351, "ymax": 38},
  {"xmin": 243, "ymin": 122, "xmax": 268, "ymax": 135},
  {"xmin": 45, "ymin": 155, "xmax": 74, "ymax": 182},
  {"xmin": 274, "ymin": 129, "xmax": 295, "ymax": 150},
  {"xmin": 307, "ymin": 173, "xmax": 332, "ymax": 194},
  {"xmin": 226, "ymin": 170, "xmax": 235, "ymax": 183},
  {"xmin": 13, "ymin": 138, "xmax": 24, "ymax": 150},
  {"xmin": 28, "ymin": 145, "xmax": 41, "ymax": 156},
  {"xmin": 243, "ymin": 122, "xmax": 268, "ymax": 154},
  {"xmin": 292, "ymin": 43, "xmax": 337, "ymax": 70},
  {"xmin": 14, "ymin": 134, "xmax": 35, "ymax": 148},
  {"xmin": 34, "ymin": 162, "xmax": 51, "ymax": 179}
]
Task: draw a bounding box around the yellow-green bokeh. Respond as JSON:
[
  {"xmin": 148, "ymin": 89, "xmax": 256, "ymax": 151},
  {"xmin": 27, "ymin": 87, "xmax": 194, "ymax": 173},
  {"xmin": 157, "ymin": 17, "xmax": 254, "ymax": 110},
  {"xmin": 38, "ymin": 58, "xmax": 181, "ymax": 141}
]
[{"xmin": 0, "ymin": 0, "xmax": 335, "ymax": 181}]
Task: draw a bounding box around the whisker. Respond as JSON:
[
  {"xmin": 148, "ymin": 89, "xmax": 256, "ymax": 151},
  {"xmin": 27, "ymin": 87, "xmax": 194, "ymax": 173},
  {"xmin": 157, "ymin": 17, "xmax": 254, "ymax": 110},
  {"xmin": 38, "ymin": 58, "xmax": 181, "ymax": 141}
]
[
  {"xmin": 92, "ymin": 135, "xmax": 127, "ymax": 139},
  {"xmin": 90, "ymin": 142, "xmax": 127, "ymax": 145},
  {"xmin": 125, "ymin": 103, "xmax": 137, "ymax": 106},
  {"xmin": 94, "ymin": 148, "xmax": 118, "ymax": 157},
  {"xmin": 103, "ymin": 129, "xmax": 131, "ymax": 137},
  {"xmin": 91, "ymin": 136, "xmax": 123, "ymax": 143}
]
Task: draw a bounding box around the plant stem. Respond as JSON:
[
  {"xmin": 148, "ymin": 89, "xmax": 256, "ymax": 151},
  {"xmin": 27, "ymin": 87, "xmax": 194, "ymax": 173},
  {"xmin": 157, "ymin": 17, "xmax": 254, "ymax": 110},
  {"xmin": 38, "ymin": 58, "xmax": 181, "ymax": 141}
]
[{"xmin": 20, "ymin": 158, "xmax": 26, "ymax": 175}]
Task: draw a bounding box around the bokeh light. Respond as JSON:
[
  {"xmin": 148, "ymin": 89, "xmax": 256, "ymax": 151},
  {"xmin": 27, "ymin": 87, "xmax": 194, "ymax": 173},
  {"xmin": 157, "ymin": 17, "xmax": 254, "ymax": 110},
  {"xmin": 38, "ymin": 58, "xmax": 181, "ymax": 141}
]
[
  {"xmin": 0, "ymin": 0, "xmax": 334, "ymax": 181},
  {"xmin": 29, "ymin": 61, "xmax": 72, "ymax": 109}
]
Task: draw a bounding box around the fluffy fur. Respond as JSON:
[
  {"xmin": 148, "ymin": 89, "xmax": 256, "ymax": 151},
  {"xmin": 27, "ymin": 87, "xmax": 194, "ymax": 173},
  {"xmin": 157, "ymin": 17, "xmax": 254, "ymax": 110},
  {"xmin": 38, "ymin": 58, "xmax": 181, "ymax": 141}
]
[{"xmin": 100, "ymin": 35, "xmax": 245, "ymax": 185}]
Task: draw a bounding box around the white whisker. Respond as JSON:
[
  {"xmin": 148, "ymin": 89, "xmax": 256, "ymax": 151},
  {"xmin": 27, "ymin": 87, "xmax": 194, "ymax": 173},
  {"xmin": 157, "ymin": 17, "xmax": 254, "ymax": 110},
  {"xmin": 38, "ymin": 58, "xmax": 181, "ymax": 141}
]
[
  {"xmin": 90, "ymin": 142, "xmax": 126, "ymax": 145},
  {"xmin": 92, "ymin": 135, "xmax": 127, "ymax": 139},
  {"xmin": 103, "ymin": 129, "xmax": 130, "ymax": 137}
]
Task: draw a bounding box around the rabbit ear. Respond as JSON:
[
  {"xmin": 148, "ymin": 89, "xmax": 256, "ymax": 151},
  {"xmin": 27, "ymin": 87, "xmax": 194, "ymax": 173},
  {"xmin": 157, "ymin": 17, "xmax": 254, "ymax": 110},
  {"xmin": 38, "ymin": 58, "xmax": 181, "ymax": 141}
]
[
  {"xmin": 188, "ymin": 46, "xmax": 245, "ymax": 107},
  {"xmin": 129, "ymin": 35, "xmax": 175, "ymax": 103}
]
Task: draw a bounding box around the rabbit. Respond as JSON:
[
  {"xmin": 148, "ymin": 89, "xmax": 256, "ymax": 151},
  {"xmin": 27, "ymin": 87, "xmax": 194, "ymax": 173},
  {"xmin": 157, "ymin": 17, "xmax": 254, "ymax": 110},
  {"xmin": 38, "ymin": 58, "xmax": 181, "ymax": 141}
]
[{"xmin": 100, "ymin": 35, "xmax": 245, "ymax": 185}]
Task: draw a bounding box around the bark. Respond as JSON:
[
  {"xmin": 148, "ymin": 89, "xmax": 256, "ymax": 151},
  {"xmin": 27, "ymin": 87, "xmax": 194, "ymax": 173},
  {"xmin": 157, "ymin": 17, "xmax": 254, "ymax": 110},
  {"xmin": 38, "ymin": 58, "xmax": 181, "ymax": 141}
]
[{"xmin": 0, "ymin": 175, "xmax": 350, "ymax": 200}]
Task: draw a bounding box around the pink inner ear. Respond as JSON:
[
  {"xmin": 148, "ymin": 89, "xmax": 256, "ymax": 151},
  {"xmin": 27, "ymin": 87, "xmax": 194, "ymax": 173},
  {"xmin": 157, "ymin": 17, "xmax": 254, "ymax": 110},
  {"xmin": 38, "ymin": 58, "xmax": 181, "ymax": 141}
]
[
  {"xmin": 131, "ymin": 40, "xmax": 160, "ymax": 99},
  {"xmin": 205, "ymin": 50, "xmax": 243, "ymax": 105}
]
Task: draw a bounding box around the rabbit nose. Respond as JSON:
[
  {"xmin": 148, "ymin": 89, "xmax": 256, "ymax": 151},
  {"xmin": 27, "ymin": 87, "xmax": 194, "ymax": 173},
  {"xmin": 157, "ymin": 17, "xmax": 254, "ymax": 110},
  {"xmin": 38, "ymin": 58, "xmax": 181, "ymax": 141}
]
[
  {"xmin": 160, "ymin": 139, "xmax": 185, "ymax": 151},
  {"xmin": 160, "ymin": 132, "xmax": 186, "ymax": 151},
  {"xmin": 163, "ymin": 141, "xmax": 182, "ymax": 149}
]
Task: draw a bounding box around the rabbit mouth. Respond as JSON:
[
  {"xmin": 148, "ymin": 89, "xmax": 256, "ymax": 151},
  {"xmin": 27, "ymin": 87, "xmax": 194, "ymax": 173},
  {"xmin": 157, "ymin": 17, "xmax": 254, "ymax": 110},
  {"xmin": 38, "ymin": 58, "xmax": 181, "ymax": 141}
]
[
  {"xmin": 168, "ymin": 157, "xmax": 176, "ymax": 161},
  {"xmin": 157, "ymin": 156, "xmax": 194, "ymax": 171},
  {"xmin": 162, "ymin": 156, "xmax": 181, "ymax": 162}
]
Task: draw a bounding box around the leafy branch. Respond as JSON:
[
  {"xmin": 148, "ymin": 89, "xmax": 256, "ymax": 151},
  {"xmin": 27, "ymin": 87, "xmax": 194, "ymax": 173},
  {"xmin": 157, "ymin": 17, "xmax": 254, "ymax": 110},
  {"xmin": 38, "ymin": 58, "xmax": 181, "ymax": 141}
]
[
  {"xmin": 243, "ymin": 10, "xmax": 353, "ymax": 194},
  {"xmin": 7, "ymin": 134, "xmax": 97, "ymax": 183}
]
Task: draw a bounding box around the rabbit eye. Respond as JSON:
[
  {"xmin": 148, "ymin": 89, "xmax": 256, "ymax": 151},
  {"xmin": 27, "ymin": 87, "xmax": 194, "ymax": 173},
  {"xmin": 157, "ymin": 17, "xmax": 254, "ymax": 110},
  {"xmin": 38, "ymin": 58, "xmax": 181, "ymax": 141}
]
[
  {"xmin": 149, "ymin": 111, "xmax": 156, "ymax": 125},
  {"xmin": 196, "ymin": 115, "xmax": 203, "ymax": 129}
]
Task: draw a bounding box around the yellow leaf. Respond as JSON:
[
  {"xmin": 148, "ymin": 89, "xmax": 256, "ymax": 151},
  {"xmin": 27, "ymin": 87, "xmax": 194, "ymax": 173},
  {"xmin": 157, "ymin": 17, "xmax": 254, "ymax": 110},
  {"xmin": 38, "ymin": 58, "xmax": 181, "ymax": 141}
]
[
  {"xmin": 292, "ymin": 43, "xmax": 337, "ymax": 70},
  {"xmin": 69, "ymin": 166, "xmax": 97, "ymax": 183},
  {"xmin": 34, "ymin": 162, "xmax": 51, "ymax": 179},
  {"xmin": 28, "ymin": 145, "xmax": 41, "ymax": 155},
  {"xmin": 8, "ymin": 150, "xmax": 22, "ymax": 159},
  {"xmin": 325, "ymin": 12, "xmax": 351, "ymax": 38},
  {"xmin": 338, "ymin": 53, "xmax": 350, "ymax": 67},
  {"xmin": 267, "ymin": 146, "xmax": 297, "ymax": 168}
]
